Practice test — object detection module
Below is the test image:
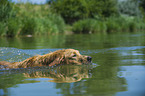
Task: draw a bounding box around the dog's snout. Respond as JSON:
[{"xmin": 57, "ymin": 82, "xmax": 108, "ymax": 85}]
[{"xmin": 87, "ymin": 56, "xmax": 92, "ymax": 62}]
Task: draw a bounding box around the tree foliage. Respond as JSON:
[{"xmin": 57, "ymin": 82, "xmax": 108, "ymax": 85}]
[
  {"xmin": 0, "ymin": 0, "xmax": 15, "ymax": 22},
  {"xmin": 118, "ymin": 0, "xmax": 142, "ymax": 17},
  {"xmin": 49, "ymin": 0, "xmax": 118, "ymax": 24},
  {"xmin": 139, "ymin": 0, "xmax": 145, "ymax": 19},
  {"xmin": 87, "ymin": 0, "xmax": 118, "ymax": 17},
  {"xmin": 49, "ymin": 0, "xmax": 89, "ymax": 24},
  {"xmin": 140, "ymin": 0, "xmax": 145, "ymax": 10}
]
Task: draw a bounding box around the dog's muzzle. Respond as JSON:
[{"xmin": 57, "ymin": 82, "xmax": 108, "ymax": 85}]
[{"xmin": 87, "ymin": 56, "xmax": 92, "ymax": 62}]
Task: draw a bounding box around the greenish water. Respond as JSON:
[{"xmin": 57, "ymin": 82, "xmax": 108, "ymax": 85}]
[{"xmin": 0, "ymin": 33, "xmax": 145, "ymax": 96}]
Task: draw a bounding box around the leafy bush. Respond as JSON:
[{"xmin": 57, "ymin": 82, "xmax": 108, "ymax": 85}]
[
  {"xmin": 72, "ymin": 16, "xmax": 145, "ymax": 34},
  {"xmin": 20, "ymin": 14, "xmax": 65, "ymax": 35},
  {"xmin": 33, "ymin": 17, "xmax": 59, "ymax": 35},
  {"xmin": 50, "ymin": 0, "xmax": 118, "ymax": 24},
  {"xmin": 50, "ymin": 0, "xmax": 89, "ymax": 24},
  {"xmin": 106, "ymin": 20, "xmax": 121, "ymax": 33},
  {"xmin": 0, "ymin": 22, "xmax": 7, "ymax": 36},
  {"xmin": 47, "ymin": 14, "xmax": 65, "ymax": 33},
  {"xmin": 0, "ymin": 0, "xmax": 16, "ymax": 22},
  {"xmin": 140, "ymin": 0, "xmax": 145, "ymax": 10},
  {"xmin": 20, "ymin": 17, "xmax": 37, "ymax": 35},
  {"xmin": 72, "ymin": 19, "xmax": 106, "ymax": 34},
  {"xmin": 118, "ymin": 0, "xmax": 142, "ymax": 17},
  {"xmin": 0, "ymin": 14, "xmax": 65, "ymax": 37},
  {"xmin": 7, "ymin": 18, "xmax": 22, "ymax": 36}
]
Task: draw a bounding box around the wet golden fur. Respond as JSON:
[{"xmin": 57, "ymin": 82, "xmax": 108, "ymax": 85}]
[{"xmin": 0, "ymin": 49, "xmax": 91, "ymax": 69}]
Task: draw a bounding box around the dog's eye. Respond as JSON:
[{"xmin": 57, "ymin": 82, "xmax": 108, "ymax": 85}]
[{"xmin": 72, "ymin": 54, "xmax": 77, "ymax": 57}]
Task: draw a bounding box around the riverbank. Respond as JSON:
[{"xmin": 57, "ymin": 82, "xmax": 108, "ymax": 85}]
[{"xmin": 0, "ymin": 1, "xmax": 145, "ymax": 37}]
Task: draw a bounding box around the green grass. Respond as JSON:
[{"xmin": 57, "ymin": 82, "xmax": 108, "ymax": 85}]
[
  {"xmin": 0, "ymin": 15, "xmax": 65, "ymax": 37},
  {"xmin": 0, "ymin": 2, "xmax": 66, "ymax": 37},
  {"xmin": 7, "ymin": 18, "xmax": 22, "ymax": 36},
  {"xmin": 72, "ymin": 19, "xmax": 106, "ymax": 34},
  {"xmin": 72, "ymin": 16, "xmax": 145, "ymax": 34},
  {"xmin": 0, "ymin": 22, "xmax": 7, "ymax": 36},
  {"xmin": 10, "ymin": 15, "xmax": 65, "ymax": 36}
]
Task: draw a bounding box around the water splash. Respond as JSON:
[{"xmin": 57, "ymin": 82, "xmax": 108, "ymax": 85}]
[{"xmin": 0, "ymin": 47, "xmax": 62, "ymax": 62}]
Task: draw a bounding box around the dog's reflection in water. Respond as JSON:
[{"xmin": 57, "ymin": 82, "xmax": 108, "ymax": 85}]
[{"xmin": 23, "ymin": 65, "xmax": 91, "ymax": 83}]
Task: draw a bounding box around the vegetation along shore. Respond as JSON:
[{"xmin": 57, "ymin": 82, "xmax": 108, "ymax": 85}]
[{"xmin": 0, "ymin": 0, "xmax": 145, "ymax": 37}]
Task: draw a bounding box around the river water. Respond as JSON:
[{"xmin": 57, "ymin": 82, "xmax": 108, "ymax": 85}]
[{"xmin": 0, "ymin": 33, "xmax": 145, "ymax": 96}]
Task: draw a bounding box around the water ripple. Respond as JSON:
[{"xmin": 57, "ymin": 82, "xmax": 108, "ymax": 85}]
[
  {"xmin": 0, "ymin": 47, "xmax": 62, "ymax": 62},
  {"xmin": 82, "ymin": 46, "xmax": 145, "ymax": 55}
]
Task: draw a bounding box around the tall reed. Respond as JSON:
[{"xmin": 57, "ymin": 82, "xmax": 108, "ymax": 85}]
[
  {"xmin": 20, "ymin": 14, "xmax": 65, "ymax": 35},
  {"xmin": 7, "ymin": 18, "xmax": 22, "ymax": 36},
  {"xmin": 72, "ymin": 16, "xmax": 145, "ymax": 34},
  {"xmin": 0, "ymin": 14, "xmax": 65, "ymax": 37},
  {"xmin": 0, "ymin": 22, "xmax": 7, "ymax": 36},
  {"xmin": 72, "ymin": 19, "xmax": 106, "ymax": 34},
  {"xmin": 0, "ymin": 1, "xmax": 66, "ymax": 37}
]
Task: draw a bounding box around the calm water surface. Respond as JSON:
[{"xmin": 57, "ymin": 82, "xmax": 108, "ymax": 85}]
[{"xmin": 0, "ymin": 33, "xmax": 145, "ymax": 96}]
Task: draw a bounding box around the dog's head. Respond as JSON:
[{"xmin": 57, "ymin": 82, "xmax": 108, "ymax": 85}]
[
  {"xmin": 46, "ymin": 49, "xmax": 92, "ymax": 66},
  {"xmin": 63, "ymin": 49, "xmax": 92, "ymax": 64}
]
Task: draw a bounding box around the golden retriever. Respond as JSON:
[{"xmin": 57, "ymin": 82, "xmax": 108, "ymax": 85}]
[{"xmin": 0, "ymin": 49, "xmax": 92, "ymax": 69}]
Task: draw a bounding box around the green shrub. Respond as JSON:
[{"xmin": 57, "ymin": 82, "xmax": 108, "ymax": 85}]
[
  {"xmin": 0, "ymin": 22, "xmax": 7, "ymax": 36},
  {"xmin": 118, "ymin": 0, "xmax": 142, "ymax": 17},
  {"xmin": 128, "ymin": 21, "xmax": 137, "ymax": 32},
  {"xmin": 50, "ymin": 0, "xmax": 118, "ymax": 24},
  {"xmin": 20, "ymin": 14, "xmax": 65, "ymax": 35},
  {"xmin": 7, "ymin": 18, "xmax": 22, "ymax": 36},
  {"xmin": 72, "ymin": 19, "xmax": 106, "ymax": 34},
  {"xmin": 33, "ymin": 17, "xmax": 59, "ymax": 35},
  {"xmin": 137, "ymin": 21, "xmax": 145, "ymax": 31},
  {"xmin": 72, "ymin": 16, "xmax": 145, "ymax": 34},
  {"xmin": 0, "ymin": 0, "xmax": 16, "ymax": 22},
  {"xmin": 50, "ymin": 0, "xmax": 90, "ymax": 24},
  {"xmin": 105, "ymin": 16, "xmax": 145, "ymax": 33},
  {"xmin": 20, "ymin": 17, "xmax": 36, "ymax": 35},
  {"xmin": 105, "ymin": 17, "xmax": 124, "ymax": 32},
  {"xmin": 47, "ymin": 14, "xmax": 65, "ymax": 34},
  {"xmin": 72, "ymin": 19, "xmax": 94, "ymax": 34},
  {"xmin": 106, "ymin": 20, "xmax": 121, "ymax": 33}
]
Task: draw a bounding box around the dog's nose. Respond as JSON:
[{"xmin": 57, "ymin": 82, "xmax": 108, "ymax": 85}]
[{"xmin": 87, "ymin": 56, "xmax": 92, "ymax": 62}]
